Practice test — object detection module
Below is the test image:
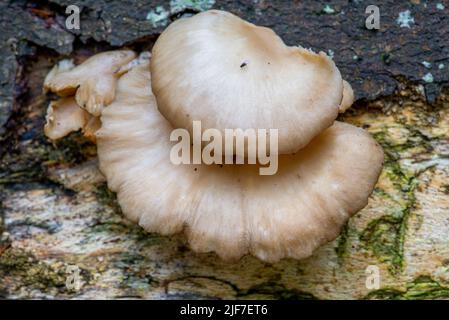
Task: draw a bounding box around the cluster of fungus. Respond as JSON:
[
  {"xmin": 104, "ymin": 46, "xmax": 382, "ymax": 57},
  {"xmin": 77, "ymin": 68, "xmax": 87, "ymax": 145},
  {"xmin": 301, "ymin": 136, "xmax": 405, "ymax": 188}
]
[{"xmin": 43, "ymin": 10, "xmax": 383, "ymax": 262}]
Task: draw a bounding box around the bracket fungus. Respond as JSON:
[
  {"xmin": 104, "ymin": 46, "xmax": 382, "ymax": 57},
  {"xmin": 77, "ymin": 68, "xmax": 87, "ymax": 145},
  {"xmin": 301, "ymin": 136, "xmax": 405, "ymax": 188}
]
[
  {"xmin": 151, "ymin": 10, "xmax": 354, "ymax": 155},
  {"xmin": 42, "ymin": 11, "xmax": 383, "ymax": 262}
]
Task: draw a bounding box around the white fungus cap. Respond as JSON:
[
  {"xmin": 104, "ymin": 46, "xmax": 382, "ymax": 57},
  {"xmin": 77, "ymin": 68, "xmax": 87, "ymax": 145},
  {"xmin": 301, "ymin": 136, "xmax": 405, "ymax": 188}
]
[{"xmin": 151, "ymin": 10, "xmax": 346, "ymax": 155}]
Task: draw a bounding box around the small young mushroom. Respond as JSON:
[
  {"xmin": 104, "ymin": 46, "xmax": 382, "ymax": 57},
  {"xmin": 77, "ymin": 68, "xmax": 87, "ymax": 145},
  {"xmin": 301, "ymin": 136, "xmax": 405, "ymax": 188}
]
[
  {"xmin": 44, "ymin": 50, "xmax": 136, "ymax": 116},
  {"xmin": 44, "ymin": 97, "xmax": 101, "ymax": 142},
  {"xmin": 43, "ymin": 59, "xmax": 75, "ymax": 96},
  {"xmin": 150, "ymin": 10, "xmax": 346, "ymax": 155},
  {"xmin": 93, "ymin": 56, "xmax": 384, "ymax": 262},
  {"xmin": 44, "ymin": 97, "xmax": 87, "ymax": 140}
]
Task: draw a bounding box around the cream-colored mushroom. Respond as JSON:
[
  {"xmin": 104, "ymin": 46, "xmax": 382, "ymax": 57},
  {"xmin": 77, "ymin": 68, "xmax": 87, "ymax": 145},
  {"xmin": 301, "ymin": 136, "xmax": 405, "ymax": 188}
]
[
  {"xmin": 44, "ymin": 97, "xmax": 87, "ymax": 140},
  {"xmin": 44, "ymin": 97, "xmax": 101, "ymax": 142},
  {"xmin": 43, "ymin": 51, "xmax": 137, "ymax": 142},
  {"xmin": 94, "ymin": 57, "xmax": 383, "ymax": 262},
  {"xmin": 44, "ymin": 50, "xmax": 136, "ymax": 116},
  {"xmin": 43, "ymin": 59, "xmax": 75, "ymax": 96},
  {"xmin": 151, "ymin": 10, "xmax": 346, "ymax": 155}
]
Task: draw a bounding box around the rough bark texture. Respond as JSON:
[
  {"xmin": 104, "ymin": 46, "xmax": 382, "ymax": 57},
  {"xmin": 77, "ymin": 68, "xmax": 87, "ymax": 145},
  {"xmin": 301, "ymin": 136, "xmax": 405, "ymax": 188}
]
[{"xmin": 1, "ymin": 0, "xmax": 449, "ymax": 299}]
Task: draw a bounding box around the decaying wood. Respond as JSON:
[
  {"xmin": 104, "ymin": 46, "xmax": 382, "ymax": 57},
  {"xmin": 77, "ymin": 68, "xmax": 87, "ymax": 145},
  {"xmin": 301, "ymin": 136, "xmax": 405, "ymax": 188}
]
[{"xmin": 0, "ymin": 0, "xmax": 448, "ymax": 299}]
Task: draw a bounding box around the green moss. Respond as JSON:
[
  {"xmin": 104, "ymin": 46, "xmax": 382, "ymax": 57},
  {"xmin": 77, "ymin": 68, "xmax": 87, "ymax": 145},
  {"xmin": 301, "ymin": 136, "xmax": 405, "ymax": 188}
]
[
  {"xmin": 362, "ymin": 128, "xmax": 419, "ymax": 273},
  {"xmin": 372, "ymin": 124, "xmax": 434, "ymax": 157},
  {"xmin": 0, "ymin": 248, "xmax": 67, "ymax": 291},
  {"xmin": 0, "ymin": 247, "xmax": 97, "ymax": 296},
  {"xmin": 365, "ymin": 275, "xmax": 449, "ymax": 300},
  {"xmin": 360, "ymin": 177, "xmax": 417, "ymax": 273},
  {"xmin": 360, "ymin": 215, "xmax": 403, "ymax": 270},
  {"xmin": 335, "ymin": 223, "xmax": 350, "ymax": 262},
  {"xmin": 94, "ymin": 183, "xmax": 121, "ymax": 212},
  {"xmin": 373, "ymin": 187, "xmax": 391, "ymax": 199}
]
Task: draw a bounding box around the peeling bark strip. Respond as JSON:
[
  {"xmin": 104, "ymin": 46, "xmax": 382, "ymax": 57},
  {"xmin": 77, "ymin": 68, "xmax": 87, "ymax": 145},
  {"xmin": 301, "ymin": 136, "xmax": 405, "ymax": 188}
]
[{"xmin": 1, "ymin": 1, "xmax": 449, "ymax": 299}]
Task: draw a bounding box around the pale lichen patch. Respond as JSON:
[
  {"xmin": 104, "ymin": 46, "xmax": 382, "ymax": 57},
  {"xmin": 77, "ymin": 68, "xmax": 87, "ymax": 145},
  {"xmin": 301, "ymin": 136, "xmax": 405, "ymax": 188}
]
[{"xmin": 397, "ymin": 10, "xmax": 415, "ymax": 28}]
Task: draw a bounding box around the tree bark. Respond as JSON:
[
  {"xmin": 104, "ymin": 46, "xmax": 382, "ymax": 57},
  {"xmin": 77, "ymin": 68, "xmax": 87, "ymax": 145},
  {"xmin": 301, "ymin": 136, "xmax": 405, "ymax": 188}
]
[{"xmin": 1, "ymin": 0, "xmax": 448, "ymax": 299}]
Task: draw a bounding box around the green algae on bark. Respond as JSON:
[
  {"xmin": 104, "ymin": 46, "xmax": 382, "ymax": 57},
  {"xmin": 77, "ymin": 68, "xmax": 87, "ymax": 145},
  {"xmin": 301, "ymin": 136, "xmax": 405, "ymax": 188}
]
[
  {"xmin": 365, "ymin": 275, "xmax": 449, "ymax": 300},
  {"xmin": 359, "ymin": 158, "xmax": 418, "ymax": 273},
  {"xmin": 335, "ymin": 223, "xmax": 351, "ymax": 262},
  {"xmin": 354, "ymin": 103, "xmax": 438, "ymax": 273},
  {"xmin": 0, "ymin": 247, "xmax": 67, "ymax": 292}
]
